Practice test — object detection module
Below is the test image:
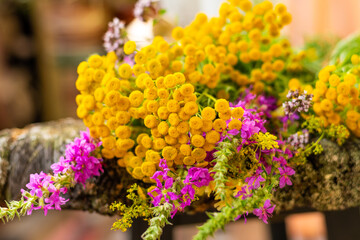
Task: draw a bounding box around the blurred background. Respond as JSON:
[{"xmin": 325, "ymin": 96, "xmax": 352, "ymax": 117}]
[{"xmin": 0, "ymin": 0, "xmax": 359, "ymax": 239}]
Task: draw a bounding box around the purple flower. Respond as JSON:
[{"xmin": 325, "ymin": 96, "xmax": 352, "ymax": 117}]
[
  {"xmin": 245, "ymin": 168, "xmax": 265, "ymax": 189},
  {"xmin": 151, "ymin": 159, "xmax": 171, "ymax": 189},
  {"xmin": 233, "ymin": 88, "xmax": 256, "ymax": 106},
  {"xmin": 264, "ymin": 165, "xmax": 272, "ymax": 175},
  {"xmin": 23, "ymin": 130, "xmax": 102, "ymax": 216},
  {"xmin": 149, "ymin": 164, "xmax": 213, "ymax": 218},
  {"xmin": 32, "ymin": 204, "xmax": 52, "ymax": 216},
  {"xmin": 166, "ymin": 192, "xmax": 179, "ymax": 201},
  {"xmin": 149, "ymin": 187, "xmax": 179, "ymax": 207},
  {"xmin": 25, "ymin": 172, "xmax": 53, "ymax": 198},
  {"xmin": 220, "ymin": 129, "xmax": 240, "ymax": 142},
  {"xmin": 51, "ymin": 156, "xmax": 71, "ymax": 174},
  {"xmin": 184, "ymin": 167, "xmax": 213, "ymax": 187},
  {"xmin": 239, "ymin": 110, "xmax": 266, "ymax": 142},
  {"xmin": 283, "ymin": 90, "xmax": 313, "ymax": 117},
  {"xmin": 148, "ymin": 159, "xmax": 179, "ymax": 208},
  {"xmin": 234, "ymin": 211, "xmax": 248, "ymax": 223},
  {"xmin": 235, "ymin": 185, "xmax": 253, "ymax": 200},
  {"xmin": 23, "ymin": 173, "xmax": 68, "ymax": 216},
  {"xmin": 258, "ymin": 95, "xmax": 277, "ymax": 118},
  {"xmin": 273, "ymin": 156, "xmax": 287, "ymax": 166},
  {"xmin": 148, "ymin": 188, "xmax": 162, "ymax": 206},
  {"xmin": 180, "ymin": 184, "xmax": 196, "ymax": 207},
  {"xmin": 253, "ymin": 199, "xmax": 275, "ymax": 224},
  {"xmin": 52, "ymin": 130, "xmax": 103, "ymax": 186},
  {"xmin": 177, "ymin": 167, "xmax": 213, "ymax": 210},
  {"xmin": 278, "ymin": 166, "xmax": 295, "ymax": 188},
  {"xmin": 204, "ymin": 149, "xmax": 216, "ymax": 164},
  {"xmin": 284, "ymin": 148, "xmax": 293, "ymax": 158},
  {"xmin": 44, "ymin": 190, "xmax": 68, "ymax": 211}
]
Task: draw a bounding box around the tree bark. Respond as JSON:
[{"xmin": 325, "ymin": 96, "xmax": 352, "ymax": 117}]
[{"xmin": 0, "ymin": 118, "xmax": 359, "ymax": 215}]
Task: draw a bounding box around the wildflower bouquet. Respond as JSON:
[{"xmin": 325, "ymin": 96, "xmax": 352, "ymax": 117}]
[{"xmin": 1, "ymin": 0, "xmax": 360, "ymax": 239}]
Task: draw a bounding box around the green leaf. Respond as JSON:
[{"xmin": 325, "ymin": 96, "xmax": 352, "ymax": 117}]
[
  {"xmin": 159, "ymin": 9, "xmax": 166, "ymax": 15},
  {"xmin": 330, "ymin": 31, "xmax": 360, "ymax": 66}
]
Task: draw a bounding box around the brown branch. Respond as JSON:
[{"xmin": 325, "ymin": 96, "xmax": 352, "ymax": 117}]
[{"xmin": 0, "ymin": 118, "xmax": 359, "ymax": 216}]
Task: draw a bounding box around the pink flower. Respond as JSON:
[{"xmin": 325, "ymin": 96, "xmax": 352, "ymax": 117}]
[
  {"xmin": 23, "ymin": 129, "xmax": 103, "ymax": 216},
  {"xmin": 51, "ymin": 130, "xmax": 103, "ymax": 186},
  {"xmin": 234, "ymin": 211, "xmax": 248, "ymax": 223},
  {"xmin": 25, "ymin": 172, "xmax": 53, "ymax": 198},
  {"xmin": 184, "ymin": 167, "xmax": 213, "ymax": 187},
  {"xmin": 235, "ymin": 185, "xmax": 253, "ymax": 200},
  {"xmin": 149, "ymin": 159, "xmax": 180, "ymax": 208},
  {"xmin": 278, "ymin": 166, "xmax": 295, "ymax": 188},
  {"xmin": 149, "ymin": 164, "xmax": 212, "ymax": 218},
  {"xmin": 245, "ymin": 168, "xmax": 265, "ymax": 189},
  {"xmin": 44, "ymin": 190, "xmax": 68, "ymax": 211},
  {"xmin": 273, "ymin": 156, "xmax": 287, "ymax": 166},
  {"xmin": 253, "ymin": 199, "xmax": 275, "ymax": 224}
]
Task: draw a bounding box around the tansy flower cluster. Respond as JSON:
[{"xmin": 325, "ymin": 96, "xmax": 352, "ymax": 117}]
[
  {"xmin": 312, "ymin": 54, "xmax": 360, "ymax": 136},
  {"xmin": 74, "ymin": 0, "xmax": 310, "ymax": 183},
  {"xmin": 171, "ymin": 0, "xmax": 305, "ymax": 95},
  {"xmin": 76, "ymin": 52, "xmax": 246, "ymax": 182},
  {"xmin": 75, "ymin": 41, "xmax": 250, "ymax": 184}
]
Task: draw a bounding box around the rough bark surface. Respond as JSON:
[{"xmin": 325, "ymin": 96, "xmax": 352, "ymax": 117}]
[
  {"xmin": 0, "ymin": 118, "xmax": 359, "ymax": 215},
  {"xmin": 274, "ymin": 137, "xmax": 360, "ymax": 212}
]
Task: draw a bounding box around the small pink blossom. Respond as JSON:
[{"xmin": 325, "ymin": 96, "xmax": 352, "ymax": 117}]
[
  {"xmin": 253, "ymin": 199, "xmax": 275, "ymax": 224},
  {"xmin": 278, "ymin": 166, "xmax": 295, "ymax": 188}
]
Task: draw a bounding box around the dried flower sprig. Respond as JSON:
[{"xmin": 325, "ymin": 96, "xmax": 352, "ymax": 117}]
[
  {"xmin": 103, "ymin": 17, "xmax": 128, "ymax": 59},
  {"xmin": 287, "ymin": 129, "xmax": 310, "ymax": 149},
  {"xmin": 134, "ymin": 0, "xmax": 161, "ymax": 22},
  {"xmin": 283, "ymin": 90, "xmax": 313, "ymax": 117}
]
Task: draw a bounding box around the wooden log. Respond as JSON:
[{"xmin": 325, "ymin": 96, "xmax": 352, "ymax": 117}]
[{"xmin": 0, "ymin": 118, "xmax": 359, "ymax": 215}]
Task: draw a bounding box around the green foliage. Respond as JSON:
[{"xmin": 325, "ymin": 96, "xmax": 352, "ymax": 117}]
[
  {"xmin": 159, "ymin": 9, "xmax": 166, "ymax": 15},
  {"xmin": 302, "ymin": 116, "xmax": 323, "ymax": 134},
  {"xmin": 212, "ymin": 140, "xmax": 237, "ymax": 202},
  {"xmin": 302, "ymin": 36, "xmax": 339, "ymax": 73},
  {"xmin": 297, "ymin": 116, "xmax": 350, "ymax": 161},
  {"xmin": 193, "ymin": 188, "xmax": 272, "ymax": 240},
  {"xmin": 325, "ymin": 124, "xmax": 350, "ymax": 146},
  {"xmin": 141, "ymin": 202, "xmax": 173, "ymax": 240},
  {"xmin": 330, "ymin": 32, "xmax": 360, "ymax": 66},
  {"xmin": 313, "ymin": 143, "xmax": 323, "ymax": 155},
  {"xmin": 110, "ymin": 184, "xmax": 153, "ymax": 232},
  {"xmin": 0, "ymin": 191, "xmax": 37, "ymax": 223}
]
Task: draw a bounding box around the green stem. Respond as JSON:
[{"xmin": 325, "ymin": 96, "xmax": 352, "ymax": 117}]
[
  {"xmin": 0, "ymin": 193, "xmax": 38, "ymax": 223},
  {"xmin": 303, "ymin": 132, "xmax": 325, "ymax": 154},
  {"xmin": 196, "ymin": 88, "xmax": 209, "ymax": 103},
  {"xmin": 193, "ymin": 188, "xmax": 271, "ymax": 240},
  {"xmin": 203, "ymin": 93, "xmax": 217, "ymax": 103},
  {"xmin": 141, "ymin": 202, "xmax": 173, "ymax": 240}
]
